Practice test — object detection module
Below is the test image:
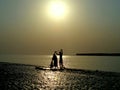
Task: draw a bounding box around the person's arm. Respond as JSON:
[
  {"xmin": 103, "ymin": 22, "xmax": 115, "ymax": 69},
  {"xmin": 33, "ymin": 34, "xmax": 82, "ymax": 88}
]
[{"xmin": 55, "ymin": 51, "xmax": 60, "ymax": 55}]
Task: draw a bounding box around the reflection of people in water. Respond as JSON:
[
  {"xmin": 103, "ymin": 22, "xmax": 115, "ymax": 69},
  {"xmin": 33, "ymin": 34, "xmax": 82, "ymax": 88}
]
[{"xmin": 51, "ymin": 51, "xmax": 58, "ymax": 68}]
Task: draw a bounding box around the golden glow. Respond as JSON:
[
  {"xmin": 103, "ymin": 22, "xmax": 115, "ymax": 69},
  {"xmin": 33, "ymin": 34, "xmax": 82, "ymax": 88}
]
[{"xmin": 48, "ymin": 1, "xmax": 66, "ymax": 19}]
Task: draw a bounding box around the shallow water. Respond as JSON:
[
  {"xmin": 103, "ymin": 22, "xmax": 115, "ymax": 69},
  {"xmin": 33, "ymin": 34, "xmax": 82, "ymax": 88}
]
[
  {"xmin": 0, "ymin": 55, "xmax": 120, "ymax": 72},
  {"xmin": 0, "ymin": 62, "xmax": 120, "ymax": 90}
]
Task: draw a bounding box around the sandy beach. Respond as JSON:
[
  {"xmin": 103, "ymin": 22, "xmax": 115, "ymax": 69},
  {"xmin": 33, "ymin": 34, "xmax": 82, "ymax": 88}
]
[{"xmin": 0, "ymin": 62, "xmax": 120, "ymax": 90}]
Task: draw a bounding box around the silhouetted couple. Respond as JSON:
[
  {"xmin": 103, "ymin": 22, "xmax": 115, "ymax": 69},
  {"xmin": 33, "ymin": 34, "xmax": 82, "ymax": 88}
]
[{"xmin": 50, "ymin": 49, "xmax": 64, "ymax": 69}]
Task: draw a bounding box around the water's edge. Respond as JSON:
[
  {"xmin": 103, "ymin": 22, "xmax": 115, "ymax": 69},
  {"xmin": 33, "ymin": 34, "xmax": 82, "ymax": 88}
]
[{"xmin": 1, "ymin": 62, "xmax": 120, "ymax": 76}]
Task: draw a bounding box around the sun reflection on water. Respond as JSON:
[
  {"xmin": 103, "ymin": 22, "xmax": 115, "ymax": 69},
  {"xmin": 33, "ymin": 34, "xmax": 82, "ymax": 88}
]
[{"xmin": 37, "ymin": 71, "xmax": 67, "ymax": 89}]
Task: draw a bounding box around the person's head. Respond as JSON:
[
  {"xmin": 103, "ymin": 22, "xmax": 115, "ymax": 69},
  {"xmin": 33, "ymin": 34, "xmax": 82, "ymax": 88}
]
[
  {"xmin": 60, "ymin": 49, "xmax": 63, "ymax": 52},
  {"xmin": 54, "ymin": 51, "xmax": 57, "ymax": 54}
]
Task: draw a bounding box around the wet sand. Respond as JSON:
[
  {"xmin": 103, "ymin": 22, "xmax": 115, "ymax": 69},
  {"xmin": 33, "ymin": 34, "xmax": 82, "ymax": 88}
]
[{"xmin": 0, "ymin": 62, "xmax": 120, "ymax": 90}]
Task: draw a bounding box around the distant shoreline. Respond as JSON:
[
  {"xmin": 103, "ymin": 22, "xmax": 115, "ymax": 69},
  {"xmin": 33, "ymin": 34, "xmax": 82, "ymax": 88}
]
[{"xmin": 76, "ymin": 53, "xmax": 120, "ymax": 56}]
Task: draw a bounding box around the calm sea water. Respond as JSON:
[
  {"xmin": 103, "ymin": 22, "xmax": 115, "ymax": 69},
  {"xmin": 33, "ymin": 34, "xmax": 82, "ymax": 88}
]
[{"xmin": 0, "ymin": 55, "xmax": 120, "ymax": 72}]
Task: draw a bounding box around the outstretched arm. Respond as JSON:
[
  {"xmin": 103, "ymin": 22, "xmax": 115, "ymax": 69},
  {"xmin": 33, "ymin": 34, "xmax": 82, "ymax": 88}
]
[{"xmin": 55, "ymin": 51, "xmax": 60, "ymax": 55}]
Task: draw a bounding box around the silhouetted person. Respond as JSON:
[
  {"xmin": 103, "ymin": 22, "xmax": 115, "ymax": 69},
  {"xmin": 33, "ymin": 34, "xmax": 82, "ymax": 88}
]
[
  {"xmin": 58, "ymin": 49, "xmax": 64, "ymax": 69},
  {"xmin": 52, "ymin": 51, "xmax": 58, "ymax": 68}
]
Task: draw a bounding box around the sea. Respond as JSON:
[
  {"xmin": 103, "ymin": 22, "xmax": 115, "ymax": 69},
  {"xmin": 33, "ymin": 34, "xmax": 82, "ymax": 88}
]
[
  {"xmin": 0, "ymin": 55, "xmax": 120, "ymax": 89},
  {"xmin": 0, "ymin": 55, "xmax": 120, "ymax": 72}
]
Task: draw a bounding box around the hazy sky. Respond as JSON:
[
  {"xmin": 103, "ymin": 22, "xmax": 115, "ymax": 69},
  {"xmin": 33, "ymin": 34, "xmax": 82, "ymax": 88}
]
[{"xmin": 0, "ymin": 0, "xmax": 120, "ymax": 55}]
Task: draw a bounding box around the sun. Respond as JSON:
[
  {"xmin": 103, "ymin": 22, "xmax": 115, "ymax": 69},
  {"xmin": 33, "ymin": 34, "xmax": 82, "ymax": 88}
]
[{"xmin": 49, "ymin": 1, "xmax": 66, "ymax": 19}]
